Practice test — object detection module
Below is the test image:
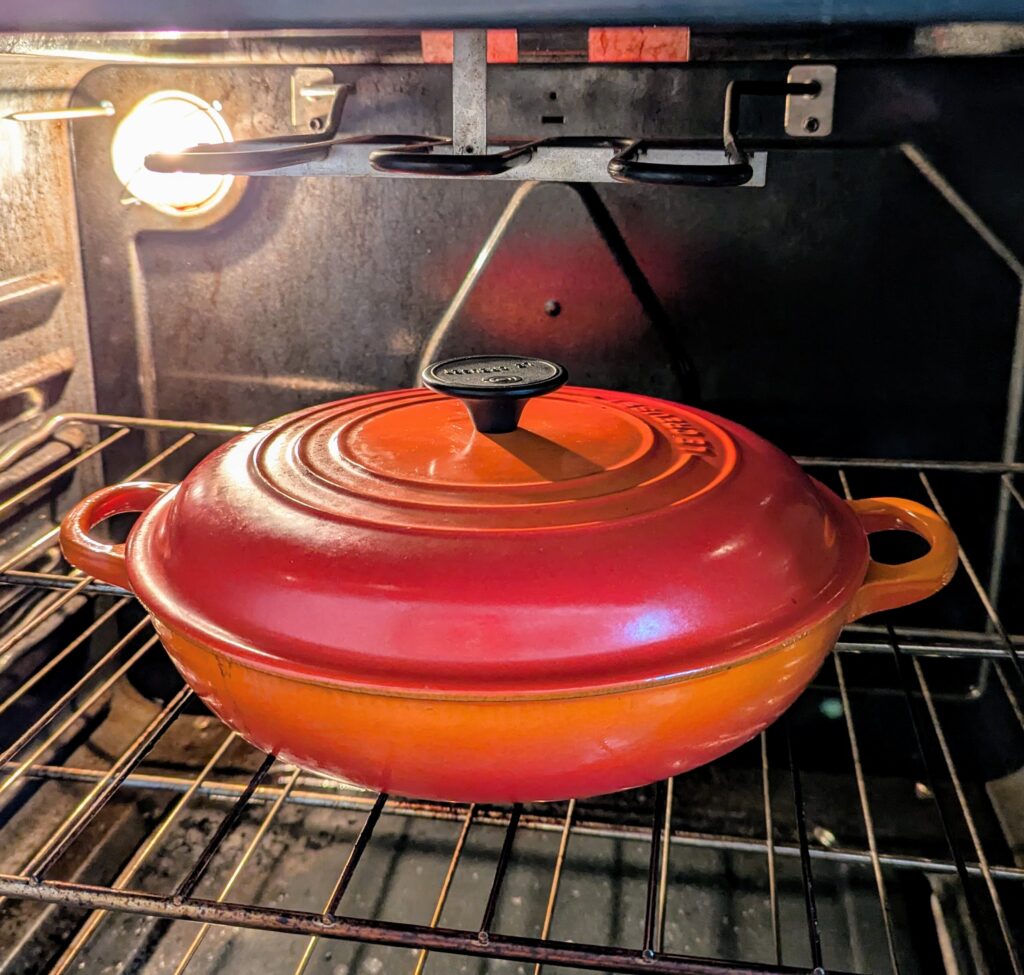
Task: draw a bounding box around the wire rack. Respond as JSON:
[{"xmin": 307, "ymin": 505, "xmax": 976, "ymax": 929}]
[{"xmin": 0, "ymin": 414, "xmax": 1022, "ymax": 975}]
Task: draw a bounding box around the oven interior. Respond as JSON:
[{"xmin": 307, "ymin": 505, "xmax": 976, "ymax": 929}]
[{"xmin": 0, "ymin": 21, "xmax": 1023, "ymax": 975}]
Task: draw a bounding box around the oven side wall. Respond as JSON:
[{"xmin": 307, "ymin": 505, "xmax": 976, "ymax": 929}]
[{"xmin": 0, "ymin": 59, "xmax": 101, "ymax": 552}]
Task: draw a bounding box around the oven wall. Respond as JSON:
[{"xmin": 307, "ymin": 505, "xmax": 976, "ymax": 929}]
[
  {"xmin": 0, "ymin": 61, "xmax": 101, "ymax": 550},
  {"xmin": 0, "ymin": 63, "xmax": 97, "ymax": 416}
]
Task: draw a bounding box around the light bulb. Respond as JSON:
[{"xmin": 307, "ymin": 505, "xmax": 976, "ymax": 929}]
[{"xmin": 111, "ymin": 90, "xmax": 233, "ymax": 217}]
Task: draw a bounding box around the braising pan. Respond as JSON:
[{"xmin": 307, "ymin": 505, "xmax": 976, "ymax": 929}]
[{"xmin": 61, "ymin": 356, "xmax": 958, "ymax": 801}]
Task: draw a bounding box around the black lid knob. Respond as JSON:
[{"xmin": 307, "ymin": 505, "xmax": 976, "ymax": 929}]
[{"xmin": 422, "ymin": 355, "xmax": 568, "ymax": 434}]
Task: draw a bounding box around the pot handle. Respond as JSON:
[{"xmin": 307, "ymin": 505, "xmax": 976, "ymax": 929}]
[
  {"xmin": 59, "ymin": 482, "xmax": 172, "ymax": 592},
  {"xmin": 845, "ymin": 497, "xmax": 959, "ymax": 622}
]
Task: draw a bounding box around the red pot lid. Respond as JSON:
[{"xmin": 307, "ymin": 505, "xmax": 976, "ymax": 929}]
[{"xmin": 128, "ymin": 355, "xmax": 869, "ymax": 695}]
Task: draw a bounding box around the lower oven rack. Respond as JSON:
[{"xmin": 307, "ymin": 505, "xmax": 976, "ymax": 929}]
[{"xmin": 0, "ymin": 414, "xmax": 1021, "ymax": 975}]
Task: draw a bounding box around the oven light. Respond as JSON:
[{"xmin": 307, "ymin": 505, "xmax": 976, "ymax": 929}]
[{"xmin": 111, "ymin": 90, "xmax": 233, "ymax": 217}]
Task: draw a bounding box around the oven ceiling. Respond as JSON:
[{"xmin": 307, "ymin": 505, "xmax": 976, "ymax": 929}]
[{"xmin": 2, "ymin": 0, "xmax": 1024, "ymax": 31}]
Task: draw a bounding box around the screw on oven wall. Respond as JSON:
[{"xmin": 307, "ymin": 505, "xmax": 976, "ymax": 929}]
[
  {"xmin": 812, "ymin": 825, "xmax": 837, "ymax": 848},
  {"xmin": 544, "ymin": 299, "xmax": 562, "ymax": 317}
]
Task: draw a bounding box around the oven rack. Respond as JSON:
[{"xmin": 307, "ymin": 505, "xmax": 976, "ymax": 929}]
[{"xmin": 0, "ymin": 413, "xmax": 1021, "ymax": 975}]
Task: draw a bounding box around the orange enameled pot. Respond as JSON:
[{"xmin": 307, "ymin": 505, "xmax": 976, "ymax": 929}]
[{"xmin": 60, "ymin": 356, "xmax": 959, "ymax": 802}]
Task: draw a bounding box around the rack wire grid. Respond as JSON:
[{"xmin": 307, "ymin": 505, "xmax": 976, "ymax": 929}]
[{"xmin": 0, "ymin": 414, "xmax": 1022, "ymax": 975}]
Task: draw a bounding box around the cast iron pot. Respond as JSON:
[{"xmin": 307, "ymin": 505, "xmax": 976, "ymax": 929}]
[{"xmin": 61, "ymin": 355, "xmax": 958, "ymax": 802}]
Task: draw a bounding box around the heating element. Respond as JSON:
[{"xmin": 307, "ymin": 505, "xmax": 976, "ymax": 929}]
[{"xmin": 0, "ymin": 414, "xmax": 1021, "ymax": 974}]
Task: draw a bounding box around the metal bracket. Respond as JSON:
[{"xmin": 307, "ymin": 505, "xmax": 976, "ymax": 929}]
[
  {"xmin": 452, "ymin": 30, "xmax": 487, "ymax": 155},
  {"xmin": 785, "ymin": 65, "xmax": 836, "ymax": 137},
  {"xmin": 290, "ymin": 68, "xmax": 342, "ymax": 133}
]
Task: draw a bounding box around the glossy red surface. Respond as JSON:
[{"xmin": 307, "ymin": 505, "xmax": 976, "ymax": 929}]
[{"xmin": 120, "ymin": 386, "xmax": 872, "ymax": 694}]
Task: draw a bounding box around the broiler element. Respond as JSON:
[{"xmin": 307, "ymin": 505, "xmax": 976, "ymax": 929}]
[{"xmin": 144, "ymin": 30, "xmax": 836, "ymax": 184}]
